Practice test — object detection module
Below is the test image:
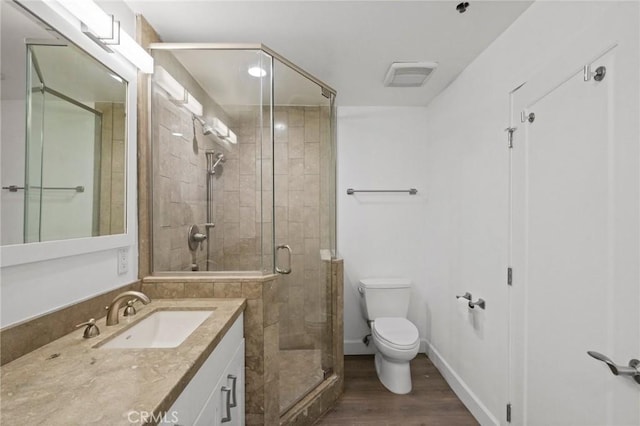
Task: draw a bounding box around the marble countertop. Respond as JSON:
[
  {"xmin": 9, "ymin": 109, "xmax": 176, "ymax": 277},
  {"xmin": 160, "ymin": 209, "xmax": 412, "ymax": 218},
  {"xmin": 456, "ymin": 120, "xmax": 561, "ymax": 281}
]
[{"xmin": 0, "ymin": 298, "xmax": 246, "ymax": 425}]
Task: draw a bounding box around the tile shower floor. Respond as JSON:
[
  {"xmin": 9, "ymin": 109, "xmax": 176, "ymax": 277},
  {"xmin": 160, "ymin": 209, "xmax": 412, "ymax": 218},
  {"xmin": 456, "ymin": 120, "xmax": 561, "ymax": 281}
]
[{"xmin": 279, "ymin": 349, "xmax": 325, "ymax": 413}]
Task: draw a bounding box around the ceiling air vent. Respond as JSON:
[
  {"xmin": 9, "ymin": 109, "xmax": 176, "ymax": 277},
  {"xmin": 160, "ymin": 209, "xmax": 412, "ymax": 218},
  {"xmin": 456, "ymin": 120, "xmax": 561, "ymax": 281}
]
[{"xmin": 383, "ymin": 61, "xmax": 438, "ymax": 87}]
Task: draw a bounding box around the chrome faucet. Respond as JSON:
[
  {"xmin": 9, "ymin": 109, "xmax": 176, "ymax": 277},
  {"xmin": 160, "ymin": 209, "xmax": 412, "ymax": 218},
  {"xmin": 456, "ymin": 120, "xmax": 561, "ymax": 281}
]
[{"xmin": 106, "ymin": 291, "xmax": 151, "ymax": 326}]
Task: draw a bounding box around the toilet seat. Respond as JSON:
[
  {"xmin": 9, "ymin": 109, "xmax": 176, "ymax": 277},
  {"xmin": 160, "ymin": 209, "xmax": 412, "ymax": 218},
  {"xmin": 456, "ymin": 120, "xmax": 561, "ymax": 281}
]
[{"xmin": 372, "ymin": 317, "xmax": 419, "ymax": 351}]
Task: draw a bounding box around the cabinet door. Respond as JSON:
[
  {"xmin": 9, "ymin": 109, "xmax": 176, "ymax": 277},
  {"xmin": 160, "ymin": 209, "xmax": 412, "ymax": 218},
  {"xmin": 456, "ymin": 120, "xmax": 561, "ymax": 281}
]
[
  {"xmin": 224, "ymin": 339, "xmax": 245, "ymax": 426},
  {"xmin": 193, "ymin": 374, "xmax": 223, "ymax": 426},
  {"xmin": 194, "ymin": 339, "xmax": 245, "ymax": 426},
  {"xmin": 159, "ymin": 387, "xmax": 195, "ymax": 426}
]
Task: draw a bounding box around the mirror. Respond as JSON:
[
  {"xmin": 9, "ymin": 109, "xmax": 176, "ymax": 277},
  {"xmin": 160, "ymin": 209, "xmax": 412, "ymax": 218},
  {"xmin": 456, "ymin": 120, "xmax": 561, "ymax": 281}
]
[{"xmin": 1, "ymin": 2, "xmax": 127, "ymax": 246}]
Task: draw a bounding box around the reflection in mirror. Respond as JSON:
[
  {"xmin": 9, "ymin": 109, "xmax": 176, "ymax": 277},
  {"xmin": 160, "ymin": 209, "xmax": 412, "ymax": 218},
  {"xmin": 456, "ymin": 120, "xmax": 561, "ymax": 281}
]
[{"xmin": 1, "ymin": 2, "xmax": 127, "ymax": 245}]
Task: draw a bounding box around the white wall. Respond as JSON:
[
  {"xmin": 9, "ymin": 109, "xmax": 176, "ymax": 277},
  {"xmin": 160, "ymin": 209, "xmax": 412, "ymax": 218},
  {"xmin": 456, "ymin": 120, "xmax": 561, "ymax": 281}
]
[
  {"xmin": 420, "ymin": 1, "xmax": 636, "ymax": 425},
  {"xmin": 40, "ymin": 100, "xmax": 97, "ymax": 241},
  {"xmin": 337, "ymin": 107, "xmax": 429, "ymax": 354},
  {"xmin": 0, "ymin": 0, "xmax": 138, "ymax": 328},
  {"xmin": 0, "ymin": 100, "xmax": 25, "ymax": 245}
]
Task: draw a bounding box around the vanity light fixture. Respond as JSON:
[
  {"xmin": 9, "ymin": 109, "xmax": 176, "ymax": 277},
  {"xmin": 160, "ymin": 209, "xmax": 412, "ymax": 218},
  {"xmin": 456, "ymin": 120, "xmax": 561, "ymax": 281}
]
[
  {"xmin": 212, "ymin": 118, "xmax": 229, "ymax": 138},
  {"xmin": 154, "ymin": 66, "xmax": 203, "ymax": 116},
  {"xmin": 57, "ymin": 0, "xmax": 153, "ymax": 73},
  {"xmin": 112, "ymin": 31, "xmax": 154, "ymax": 74},
  {"xmin": 154, "ymin": 66, "xmax": 186, "ymax": 102},
  {"xmin": 225, "ymin": 129, "xmax": 238, "ymax": 145},
  {"xmin": 58, "ymin": 1, "xmax": 116, "ymax": 42},
  {"xmin": 155, "ymin": 66, "xmax": 231, "ymax": 142},
  {"xmin": 184, "ymin": 93, "xmax": 203, "ymax": 117},
  {"xmin": 209, "ymin": 117, "xmax": 236, "ymax": 144}
]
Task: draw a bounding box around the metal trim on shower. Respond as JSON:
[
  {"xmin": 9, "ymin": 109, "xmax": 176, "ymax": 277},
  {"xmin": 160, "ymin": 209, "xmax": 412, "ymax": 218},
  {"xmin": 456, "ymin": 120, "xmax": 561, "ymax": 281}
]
[{"xmin": 148, "ymin": 42, "xmax": 337, "ymax": 97}]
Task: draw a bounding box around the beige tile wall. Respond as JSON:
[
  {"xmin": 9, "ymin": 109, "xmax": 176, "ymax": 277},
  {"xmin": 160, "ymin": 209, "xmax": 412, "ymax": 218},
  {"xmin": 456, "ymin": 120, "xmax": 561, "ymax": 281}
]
[
  {"xmin": 152, "ymin": 93, "xmax": 209, "ymax": 272},
  {"xmin": 274, "ymin": 106, "xmax": 333, "ymax": 358},
  {"xmin": 152, "ymin": 96, "xmax": 268, "ymax": 272},
  {"xmin": 96, "ymin": 102, "xmax": 126, "ymax": 235},
  {"xmin": 151, "ymin": 101, "xmax": 330, "ymax": 283}
]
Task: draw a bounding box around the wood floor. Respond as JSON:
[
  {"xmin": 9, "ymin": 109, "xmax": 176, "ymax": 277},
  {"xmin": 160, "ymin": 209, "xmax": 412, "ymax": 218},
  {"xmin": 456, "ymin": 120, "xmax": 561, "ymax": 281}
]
[{"xmin": 315, "ymin": 355, "xmax": 478, "ymax": 426}]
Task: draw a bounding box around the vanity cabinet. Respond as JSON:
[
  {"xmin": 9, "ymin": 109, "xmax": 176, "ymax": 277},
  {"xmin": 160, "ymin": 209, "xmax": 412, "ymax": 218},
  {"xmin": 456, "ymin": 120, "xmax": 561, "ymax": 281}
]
[{"xmin": 161, "ymin": 313, "xmax": 244, "ymax": 426}]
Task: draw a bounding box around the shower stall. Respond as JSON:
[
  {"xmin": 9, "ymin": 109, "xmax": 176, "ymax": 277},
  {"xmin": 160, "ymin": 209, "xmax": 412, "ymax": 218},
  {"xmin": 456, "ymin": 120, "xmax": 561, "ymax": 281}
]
[{"xmin": 147, "ymin": 44, "xmax": 338, "ymax": 420}]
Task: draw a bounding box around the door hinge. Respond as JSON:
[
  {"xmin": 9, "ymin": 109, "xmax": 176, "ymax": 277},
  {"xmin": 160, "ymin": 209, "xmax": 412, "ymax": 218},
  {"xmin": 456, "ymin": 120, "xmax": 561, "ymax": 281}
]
[
  {"xmin": 507, "ymin": 403, "xmax": 512, "ymax": 423},
  {"xmin": 505, "ymin": 127, "xmax": 516, "ymax": 148},
  {"xmin": 507, "ymin": 267, "xmax": 513, "ymax": 286}
]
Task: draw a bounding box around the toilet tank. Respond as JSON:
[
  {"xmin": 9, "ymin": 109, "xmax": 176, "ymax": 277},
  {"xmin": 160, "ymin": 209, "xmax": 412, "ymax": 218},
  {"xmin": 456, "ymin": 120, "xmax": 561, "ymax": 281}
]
[{"xmin": 359, "ymin": 278, "xmax": 412, "ymax": 320}]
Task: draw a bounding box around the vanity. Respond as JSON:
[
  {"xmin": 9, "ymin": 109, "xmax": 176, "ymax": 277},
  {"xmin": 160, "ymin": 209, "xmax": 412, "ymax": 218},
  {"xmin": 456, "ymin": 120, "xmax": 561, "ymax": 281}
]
[{"xmin": 0, "ymin": 298, "xmax": 246, "ymax": 425}]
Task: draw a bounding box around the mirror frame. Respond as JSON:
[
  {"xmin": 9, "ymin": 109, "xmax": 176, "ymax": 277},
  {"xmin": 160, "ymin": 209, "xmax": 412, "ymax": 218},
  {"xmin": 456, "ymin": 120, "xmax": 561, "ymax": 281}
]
[{"xmin": 0, "ymin": 0, "xmax": 138, "ymax": 267}]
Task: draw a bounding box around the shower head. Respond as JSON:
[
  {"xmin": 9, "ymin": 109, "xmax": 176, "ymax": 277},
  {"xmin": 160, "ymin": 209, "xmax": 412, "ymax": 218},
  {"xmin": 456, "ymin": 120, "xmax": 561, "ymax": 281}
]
[{"xmin": 193, "ymin": 114, "xmax": 214, "ymax": 136}]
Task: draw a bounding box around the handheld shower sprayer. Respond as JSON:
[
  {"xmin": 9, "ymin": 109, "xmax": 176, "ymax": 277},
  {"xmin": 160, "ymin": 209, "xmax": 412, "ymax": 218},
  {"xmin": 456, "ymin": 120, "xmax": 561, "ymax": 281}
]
[
  {"xmin": 212, "ymin": 153, "xmax": 225, "ymax": 170},
  {"xmin": 205, "ymin": 150, "xmax": 226, "ymax": 175}
]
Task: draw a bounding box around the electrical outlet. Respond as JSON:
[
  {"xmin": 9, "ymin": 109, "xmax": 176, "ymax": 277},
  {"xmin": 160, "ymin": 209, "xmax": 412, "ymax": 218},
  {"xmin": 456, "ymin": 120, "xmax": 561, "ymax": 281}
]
[{"xmin": 117, "ymin": 248, "xmax": 129, "ymax": 275}]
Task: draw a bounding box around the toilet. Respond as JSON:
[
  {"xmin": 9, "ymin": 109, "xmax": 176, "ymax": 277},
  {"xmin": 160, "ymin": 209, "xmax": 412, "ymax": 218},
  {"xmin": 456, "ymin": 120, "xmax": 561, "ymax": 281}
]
[{"xmin": 358, "ymin": 278, "xmax": 420, "ymax": 394}]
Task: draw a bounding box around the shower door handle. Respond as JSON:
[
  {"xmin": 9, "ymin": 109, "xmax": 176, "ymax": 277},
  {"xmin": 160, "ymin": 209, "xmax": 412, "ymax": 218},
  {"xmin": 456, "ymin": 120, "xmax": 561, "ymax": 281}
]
[{"xmin": 275, "ymin": 244, "xmax": 292, "ymax": 274}]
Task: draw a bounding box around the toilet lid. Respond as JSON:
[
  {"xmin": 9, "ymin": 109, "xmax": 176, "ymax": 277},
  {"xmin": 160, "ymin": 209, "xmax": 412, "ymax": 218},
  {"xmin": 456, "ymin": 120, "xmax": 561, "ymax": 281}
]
[{"xmin": 372, "ymin": 317, "xmax": 419, "ymax": 348}]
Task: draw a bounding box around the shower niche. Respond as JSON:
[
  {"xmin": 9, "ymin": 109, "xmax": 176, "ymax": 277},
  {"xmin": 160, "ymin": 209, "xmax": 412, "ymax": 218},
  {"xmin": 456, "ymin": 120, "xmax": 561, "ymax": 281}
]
[{"xmin": 147, "ymin": 44, "xmax": 340, "ymax": 422}]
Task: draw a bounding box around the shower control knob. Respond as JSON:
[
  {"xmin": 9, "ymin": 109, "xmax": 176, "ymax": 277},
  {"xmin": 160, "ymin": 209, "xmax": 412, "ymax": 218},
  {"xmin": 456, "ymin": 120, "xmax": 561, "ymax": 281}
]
[
  {"xmin": 193, "ymin": 233, "xmax": 207, "ymax": 242},
  {"xmin": 187, "ymin": 225, "xmax": 207, "ymax": 251}
]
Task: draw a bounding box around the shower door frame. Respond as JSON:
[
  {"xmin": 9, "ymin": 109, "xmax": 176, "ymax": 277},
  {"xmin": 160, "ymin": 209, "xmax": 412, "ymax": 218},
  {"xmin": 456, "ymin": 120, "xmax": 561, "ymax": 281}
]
[{"xmin": 146, "ymin": 42, "xmax": 337, "ymax": 277}]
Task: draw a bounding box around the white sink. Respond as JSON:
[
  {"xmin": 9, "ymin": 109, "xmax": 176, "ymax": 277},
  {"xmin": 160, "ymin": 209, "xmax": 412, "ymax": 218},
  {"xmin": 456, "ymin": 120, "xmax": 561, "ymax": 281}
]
[{"xmin": 100, "ymin": 310, "xmax": 214, "ymax": 349}]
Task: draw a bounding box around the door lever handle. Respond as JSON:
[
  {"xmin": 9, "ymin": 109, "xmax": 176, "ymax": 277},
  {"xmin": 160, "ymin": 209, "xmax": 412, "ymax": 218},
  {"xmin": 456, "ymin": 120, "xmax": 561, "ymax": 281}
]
[{"xmin": 587, "ymin": 351, "xmax": 640, "ymax": 384}]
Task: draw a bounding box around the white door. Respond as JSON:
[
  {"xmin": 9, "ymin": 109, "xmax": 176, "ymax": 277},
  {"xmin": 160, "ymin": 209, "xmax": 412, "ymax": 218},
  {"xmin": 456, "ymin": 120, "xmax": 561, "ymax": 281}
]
[{"xmin": 509, "ymin": 38, "xmax": 640, "ymax": 426}]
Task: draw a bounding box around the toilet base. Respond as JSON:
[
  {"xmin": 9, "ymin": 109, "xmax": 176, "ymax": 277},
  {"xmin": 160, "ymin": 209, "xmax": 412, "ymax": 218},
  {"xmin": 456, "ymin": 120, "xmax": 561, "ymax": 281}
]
[{"xmin": 374, "ymin": 351, "xmax": 412, "ymax": 394}]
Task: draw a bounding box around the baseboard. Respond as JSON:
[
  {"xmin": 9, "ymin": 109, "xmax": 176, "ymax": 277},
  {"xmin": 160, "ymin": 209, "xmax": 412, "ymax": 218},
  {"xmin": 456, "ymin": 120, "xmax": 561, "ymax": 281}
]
[
  {"xmin": 344, "ymin": 339, "xmax": 375, "ymax": 355},
  {"xmin": 424, "ymin": 339, "xmax": 499, "ymax": 426},
  {"xmin": 344, "ymin": 339, "xmax": 429, "ymax": 355}
]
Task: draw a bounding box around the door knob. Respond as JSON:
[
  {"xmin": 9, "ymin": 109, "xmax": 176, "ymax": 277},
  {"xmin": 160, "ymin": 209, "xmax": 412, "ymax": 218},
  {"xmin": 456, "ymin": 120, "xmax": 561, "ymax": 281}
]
[{"xmin": 587, "ymin": 351, "xmax": 640, "ymax": 384}]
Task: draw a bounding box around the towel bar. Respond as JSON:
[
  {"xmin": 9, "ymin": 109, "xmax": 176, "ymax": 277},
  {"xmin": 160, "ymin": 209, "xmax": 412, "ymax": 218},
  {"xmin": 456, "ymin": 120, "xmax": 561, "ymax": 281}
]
[{"xmin": 346, "ymin": 188, "xmax": 417, "ymax": 195}]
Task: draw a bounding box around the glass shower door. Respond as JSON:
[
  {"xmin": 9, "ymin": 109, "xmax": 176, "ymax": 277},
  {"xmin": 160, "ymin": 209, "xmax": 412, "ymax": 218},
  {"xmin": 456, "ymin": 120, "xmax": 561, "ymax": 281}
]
[{"xmin": 272, "ymin": 58, "xmax": 335, "ymax": 413}]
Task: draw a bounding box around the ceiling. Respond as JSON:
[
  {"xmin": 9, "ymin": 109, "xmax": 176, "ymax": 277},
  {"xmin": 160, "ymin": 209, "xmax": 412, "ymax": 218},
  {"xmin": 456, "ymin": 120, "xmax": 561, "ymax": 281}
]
[{"xmin": 125, "ymin": 0, "xmax": 533, "ymax": 106}]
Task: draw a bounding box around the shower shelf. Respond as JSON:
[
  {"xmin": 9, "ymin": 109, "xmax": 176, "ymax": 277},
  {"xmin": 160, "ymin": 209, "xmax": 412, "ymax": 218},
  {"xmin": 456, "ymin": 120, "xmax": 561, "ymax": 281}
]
[{"xmin": 346, "ymin": 188, "xmax": 418, "ymax": 195}]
